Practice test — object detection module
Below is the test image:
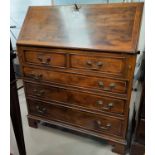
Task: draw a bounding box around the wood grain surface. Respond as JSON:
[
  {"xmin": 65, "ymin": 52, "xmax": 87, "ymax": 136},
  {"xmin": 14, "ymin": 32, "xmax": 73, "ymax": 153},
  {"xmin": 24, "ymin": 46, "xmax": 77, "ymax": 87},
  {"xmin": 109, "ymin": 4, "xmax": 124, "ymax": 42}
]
[{"xmin": 17, "ymin": 3, "xmax": 143, "ymax": 53}]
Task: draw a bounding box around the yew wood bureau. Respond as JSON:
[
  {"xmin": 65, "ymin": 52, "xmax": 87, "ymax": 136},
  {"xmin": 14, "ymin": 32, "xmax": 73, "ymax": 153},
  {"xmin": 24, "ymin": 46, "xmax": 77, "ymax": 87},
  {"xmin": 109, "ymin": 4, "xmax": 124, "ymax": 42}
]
[{"xmin": 17, "ymin": 3, "xmax": 143, "ymax": 154}]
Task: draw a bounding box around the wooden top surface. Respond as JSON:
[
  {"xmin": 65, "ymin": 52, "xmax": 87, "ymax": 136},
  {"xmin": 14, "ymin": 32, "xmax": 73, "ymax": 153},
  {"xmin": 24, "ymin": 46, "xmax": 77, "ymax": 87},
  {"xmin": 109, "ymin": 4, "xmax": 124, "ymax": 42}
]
[{"xmin": 17, "ymin": 3, "xmax": 143, "ymax": 53}]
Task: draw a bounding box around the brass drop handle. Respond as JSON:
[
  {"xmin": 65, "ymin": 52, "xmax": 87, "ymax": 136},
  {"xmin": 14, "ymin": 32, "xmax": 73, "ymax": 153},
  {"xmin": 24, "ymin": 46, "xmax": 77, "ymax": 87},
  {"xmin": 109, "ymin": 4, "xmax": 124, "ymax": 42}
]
[
  {"xmin": 96, "ymin": 61, "xmax": 103, "ymax": 67},
  {"xmin": 33, "ymin": 89, "xmax": 45, "ymax": 96},
  {"xmin": 102, "ymin": 103, "xmax": 114, "ymax": 110},
  {"xmin": 109, "ymin": 83, "xmax": 116, "ymax": 89},
  {"xmin": 36, "ymin": 105, "xmax": 46, "ymax": 114},
  {"xmin": 37, "ymin": 56, "xmax": 51, "ymax": 65},
  {"xmin": 98, "ymin": 81, "xmax": 104, "ymax": 87},
  {"xmin": 96, "ymin": 120, "xmax": 111, "ymax": 130},
  {"xmin": 86, "ymin": 60, "xmax": 103, "ymax": 70},
  {"xmin": 96, "ymin": 100, "xmax": 103, "ymax": 105},
  {"xmin": 96, "ymin": 101, "xmax": 114, "ymax": 111},
  {"xmin": 86, "ymin": 60, "xmax": 93, "ymax": 66},
  {"xmin": 98, "ymin": 82, "xmax": 116, "ymax": 91},
  {"xmin": 30, "ymin": 73, "xmax": 43, "ymax": 80}
]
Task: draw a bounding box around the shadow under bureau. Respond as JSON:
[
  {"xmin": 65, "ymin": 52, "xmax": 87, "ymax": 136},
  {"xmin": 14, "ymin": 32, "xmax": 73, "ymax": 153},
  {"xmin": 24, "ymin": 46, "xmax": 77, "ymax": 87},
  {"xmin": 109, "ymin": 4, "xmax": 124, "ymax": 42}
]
[{"xmin": 17, "ymin": 3, "xmax": 143, "ymax": 154}]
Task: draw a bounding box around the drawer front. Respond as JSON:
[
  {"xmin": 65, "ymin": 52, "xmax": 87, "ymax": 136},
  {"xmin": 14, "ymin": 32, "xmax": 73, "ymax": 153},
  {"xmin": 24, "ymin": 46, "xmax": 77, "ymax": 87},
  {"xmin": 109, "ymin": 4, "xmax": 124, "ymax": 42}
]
[
  {"xmin": 24, "ymin": 67, "xmax": 127, "ymax": 94},
  {"xmin": 70, "ymin": 54, "xmax": 127, "ymax": 76},
  {"xmin": 23, "ymin": 50, "xmax": 66, "ymax": 68},
  {"xmin": 25, "ymin": 82, "xmax": 126, "ymax": 115},
  {"xmin": 27, "ymin": 98, "xmax": 124, "ymax": 137}
]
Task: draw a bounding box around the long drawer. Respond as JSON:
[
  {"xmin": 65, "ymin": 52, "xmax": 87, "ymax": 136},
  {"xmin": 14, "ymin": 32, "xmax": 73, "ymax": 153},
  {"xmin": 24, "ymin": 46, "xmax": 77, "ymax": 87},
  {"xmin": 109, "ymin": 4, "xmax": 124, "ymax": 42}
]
[
  {"xmin": 24, "ymin": 67, "xmax": 127, "ymax": 95},
  {"xmin": 25, "ymin": 82, "xmax": 126, "ymax": 116},
  {"xmin": 27, "ymin": 98, "xmax": 125, "ymax": 137}
]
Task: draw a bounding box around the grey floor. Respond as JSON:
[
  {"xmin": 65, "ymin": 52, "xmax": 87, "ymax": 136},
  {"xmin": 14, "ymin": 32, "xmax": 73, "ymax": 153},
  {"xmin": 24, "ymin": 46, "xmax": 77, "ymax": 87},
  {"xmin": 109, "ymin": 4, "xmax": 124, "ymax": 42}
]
[{"xmin": 17, "ymin": 80, "xmax": 117, "ymax": 155}]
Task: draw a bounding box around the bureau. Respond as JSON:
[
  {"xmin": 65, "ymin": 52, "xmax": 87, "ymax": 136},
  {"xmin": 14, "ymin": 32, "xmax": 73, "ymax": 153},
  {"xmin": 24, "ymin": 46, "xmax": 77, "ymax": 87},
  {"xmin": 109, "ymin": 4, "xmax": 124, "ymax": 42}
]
[{"xmin": 17, "ymin": 3, "xmax": 143, "ymax": 154}]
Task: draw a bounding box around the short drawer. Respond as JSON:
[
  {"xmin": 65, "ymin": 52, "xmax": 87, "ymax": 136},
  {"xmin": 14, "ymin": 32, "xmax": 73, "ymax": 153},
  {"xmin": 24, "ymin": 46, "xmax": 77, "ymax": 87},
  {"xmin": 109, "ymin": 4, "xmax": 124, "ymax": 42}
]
[
  {"xmin": 24, "ymin": 67, "xmax": 127, "ymax": 94},
  {"xmin": 25, "ymin": 82, "xmax": 126, "ymax": 115},
  {"xmin": 27, "ymin": 98, "xmax": 125, "ymax": 137},
  {"xmin": 70, "ymin": 53, "xmax": 128, "ymax": 77},
  {"xmin": 23, "ymin": 50, "xmax": 66, "ymax": 68}
]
